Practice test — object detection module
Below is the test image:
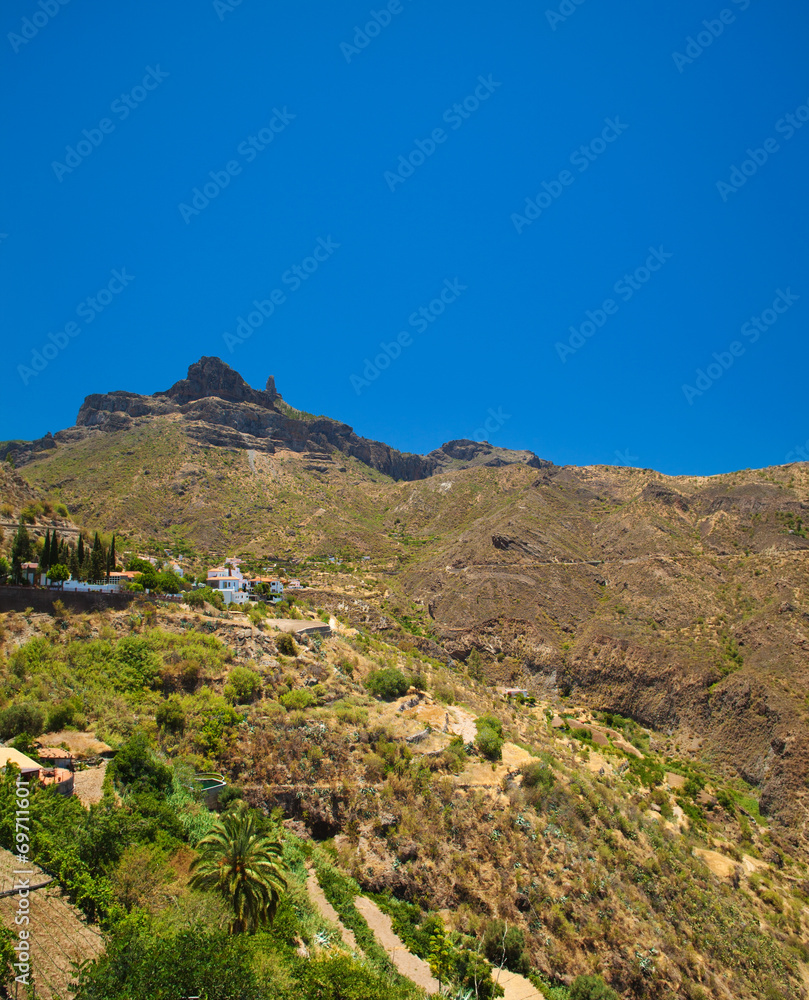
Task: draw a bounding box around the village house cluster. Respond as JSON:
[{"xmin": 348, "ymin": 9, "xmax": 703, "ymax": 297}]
[
  {"xmin": 204, "ymin": 557, "xmax": 302, "ymax": 605},
  {"xmin": 18, "ymin": 553, "xmax": 304, "ymax": 602}
]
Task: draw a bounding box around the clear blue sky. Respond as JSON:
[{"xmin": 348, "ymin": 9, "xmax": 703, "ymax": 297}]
[{"xmin": 1, "ymin": 0, "xmax": 807, "ymax": 475}]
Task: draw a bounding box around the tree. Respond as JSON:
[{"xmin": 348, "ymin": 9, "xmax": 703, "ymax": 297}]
[
  {"xmin": 189, "ymin": 802, "xmax": 288, "ymax": 934},
  {"xmin": 0, "ymin": 557, "xmax": 9, "ymax": 582},
  {"xmin": 41, "ymin": 528, "xmax": 51, "ymax": 573},
  {"xmin": 90, "ymin": 532, "xmax": 106, "ymax": 580},
  {"xmin": 77, "ymin": 534, "xmax": 85, "ymax": 567},
  {"xmin": 69, "ymin": 545, "xmax": 81, "ymax": 581},
  {"xmin": 49, "ymin": 529, "xmax": 60, "ymax": 567},
  {"xmin": 107, "ymin": 533, "xmax": 117, "ymax": 574},
  {"xmin": 155, "ymin": 570, "xmax": 183, "ymax": 594},
  {"xmin": 10, "ymin": 520, "xmax": 32, "ymax": 583},
  {"xmin": 48, "ymin": 563, "xmax": 70, "ymax": 586}
]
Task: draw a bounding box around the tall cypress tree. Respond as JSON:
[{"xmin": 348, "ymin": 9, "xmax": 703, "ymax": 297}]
[
  {"xmin": 107, "ymin": 534, "xmax": 116, "ymax": 573},
  {"xmin": 10, "ymin": 520, "xmax": 32, "ymax": 584},
  {"xmin": 77, "ymin": 534, "xmax": 85, "ymax": 566},
  {"xmin": 90, "ymin": 532, "xmax": 106, "ymax": 580},
  {"xmin": 50, "ymin": 531, "xmax": 60, "ymax": 566},
  {"xmin": 41, "ymin": 529, "xmax": 51, "ymax": 573}
]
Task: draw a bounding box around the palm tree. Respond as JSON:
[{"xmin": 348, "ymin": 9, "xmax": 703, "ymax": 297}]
[{"xmin": 189, "ymin": 802, "xmax": 288, "ymax": 934}]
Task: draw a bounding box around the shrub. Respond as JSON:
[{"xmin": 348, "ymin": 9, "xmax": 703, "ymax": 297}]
[
  {"xmin": 476, "ymin": 714, "xmax": 504, "ymax": 761},
  {"xmin": 0, "ymin": 703, "xmax": 44, "ymax": 740},
  {"xmin": 482, "ymin": 919, "xmax": 529, "ymax": 975},
  {"xmin": 364, "ymin": 667, "xmax": 410, "ymax": 700},
  {"xmin": 333, "ymin": 700, "xmax": 368, "ymax": 725},
  {"xmin": 109, "ymin": 731, "xmax": 172, "ymax": 796},
  {"xmin": 187, "ymin": 588, "xmax": 225, "ymax": 610},
  {"xmin": 223, "ymin": 666, "xmax": 261, "ymax": 704},
  {"xmin": 276, "ymin": 632, "xmax": 297, "ymax": 657},
  {"xmin": 280, "ymin": 689, "xmax": 315, "ymax": 712},
  {"xmin": 569, "ymin": 974, "xmax": 620, "ymax": 1000},
  {"xmin": 476, "ymin": 726, "xmax": 504, "ymax": 761},
  {"xmin": 155, "ymin": 698, "xmax": 185, "ymax": 734},
  {"xmin": 45, "ymin": 700, "xmax": 79, "ymax": 732}
]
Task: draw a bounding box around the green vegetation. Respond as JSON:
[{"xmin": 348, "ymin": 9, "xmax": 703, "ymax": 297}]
[
  {"xmin": 476, "ymin": 713, "xmax": 505, "ymax": 761},
  {"xmin": 189, "ymin": 803, "xmax": 288, "ymax": 933},
  {"xmin": 364, "ymin": 666, "xmax": 410, "ymax": 700}
]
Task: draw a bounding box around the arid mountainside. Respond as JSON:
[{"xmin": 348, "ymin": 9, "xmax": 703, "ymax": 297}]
[{"xmin": 2, "ymin": 358, "xmax": 809, "ymax": 836}]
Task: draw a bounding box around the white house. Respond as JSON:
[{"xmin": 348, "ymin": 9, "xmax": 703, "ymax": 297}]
[
  {"xmin": 206, "ymin": 566, "xmax": 250, "ymax": 605},
  {"xmin": 247, "ymin": 576, "xmax": 284, "ymax": 596}
]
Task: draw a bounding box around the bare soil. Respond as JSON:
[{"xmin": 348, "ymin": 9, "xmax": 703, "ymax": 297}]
[
  {"xmin": 353, "ymin": 894, "xmax": 440, "ymax": 994},
  {"xmin": 72, "ymin": 762, "xmax": 108, "ymax": 807}
]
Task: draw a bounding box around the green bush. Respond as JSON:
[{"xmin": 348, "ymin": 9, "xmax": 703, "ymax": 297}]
[
  {"xmin": 187, "ymin": 587, "xmax": 225, "ymax": 610},
  {"xmin": 276, "ymin": 632, "xmax": 297, "ymax": 657},
  {"xmin": 364, "ymin": 667, "xmax": 410, "ymax": 700},
  {"xmin": 482, "ymin": 919, "xmax": 529, "ymax": 975},
  {"xmin": 155, "ymin": 698, "xmax": 185, "ymax": 734},
  {"xmin": 223, "ymin": 666, "xmax": 261, "ymax": 704},
  {"xmin": 45, "ymin": 699, "xmax": 80, "ymax": 732},
  {"xmin": 476, "ymin": 726, "xmax": 504, "ymax": 761},
  {"xmin": 0, "ymin": 702, "xmax": 44, "ymax": 740},
  {"xmin": 569, "ymin": 974, "xmax": 620, "ymax": 1000},
  {"xmin": 280, "ymin": 689, "xmax": 316, "ymax": 712},
  {"xmin": 476, "ymin": 714, "xmax": 504, "ymax": 761},
  {"xmin": 73, "ymin": 918, "xmax": 260, "ymax": 999},
  {"xmin": 109, "ymin": 731, "xmax": 172, "ymax": 796}
]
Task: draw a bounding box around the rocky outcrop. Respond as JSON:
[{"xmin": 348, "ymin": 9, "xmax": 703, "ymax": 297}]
[
  {"xmin": 428, "ymin": 439, "xmax": 550, "ymax": 472},
  {"xmin": 0, "ymin": 432, "xmax": 58, "ymax": 465},
  {"xmin": 14, "ymin": 357, "xmax": 547, "ymax": 482},
  {"xmin": 157, "ymin": 356, "xmax": 279, "ymax": 409}
]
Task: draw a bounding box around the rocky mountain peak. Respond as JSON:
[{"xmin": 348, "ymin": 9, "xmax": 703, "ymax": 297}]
[{"xmin": 157, "ymin": 357, "xmax": 279, "ymax": 409}]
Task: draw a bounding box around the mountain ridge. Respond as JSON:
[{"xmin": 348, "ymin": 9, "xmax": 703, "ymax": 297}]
[{"xmin": 1, "ymin": 356, "xmax": 550, "ymax": 481}]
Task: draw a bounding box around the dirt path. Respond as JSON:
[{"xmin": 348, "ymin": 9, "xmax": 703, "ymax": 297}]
[
  {"xmin": 73, "ymin": 762, "xmax": 107, "ymax": 807},
  {"xmin": 493, "ymin": 968, "xmax": 545, "ymax": 1000},
  {"xmin": 305, "ymin": 870, "xmax": 359, "ymax": 953},
  {"xmin": 353, "ymin": 895, "xmax": 440, "ymax": 994}
]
